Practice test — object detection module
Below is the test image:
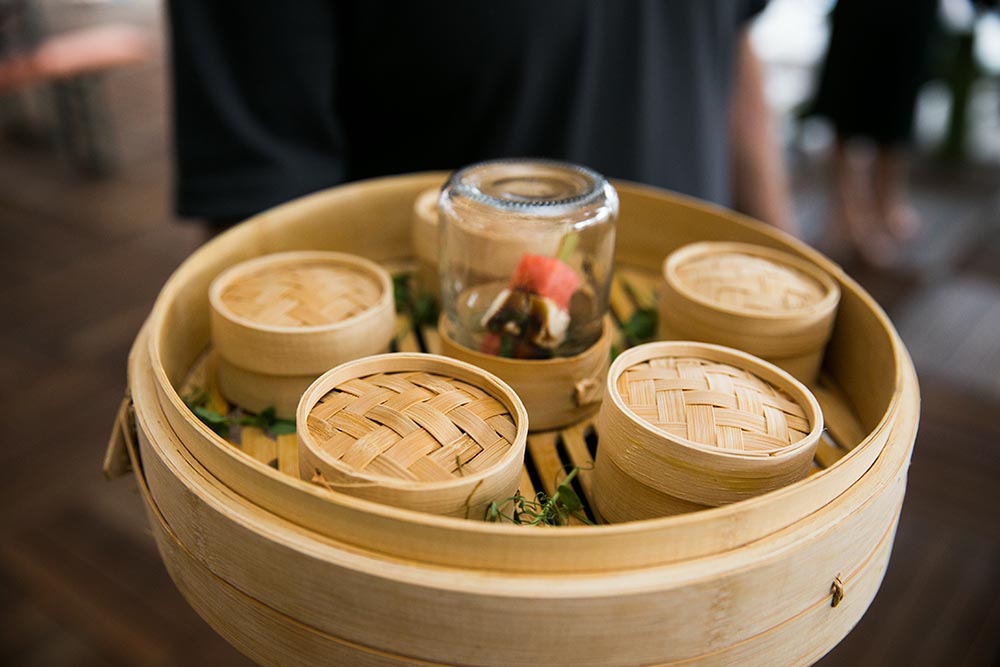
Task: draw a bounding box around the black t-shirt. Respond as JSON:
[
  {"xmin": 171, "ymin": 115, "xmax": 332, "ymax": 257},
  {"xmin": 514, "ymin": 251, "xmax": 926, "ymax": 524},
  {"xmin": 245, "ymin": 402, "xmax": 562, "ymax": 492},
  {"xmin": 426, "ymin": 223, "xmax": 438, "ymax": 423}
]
[{"xmin": 169, "ymin": 1, "xmax": 765, "ymax": 222}]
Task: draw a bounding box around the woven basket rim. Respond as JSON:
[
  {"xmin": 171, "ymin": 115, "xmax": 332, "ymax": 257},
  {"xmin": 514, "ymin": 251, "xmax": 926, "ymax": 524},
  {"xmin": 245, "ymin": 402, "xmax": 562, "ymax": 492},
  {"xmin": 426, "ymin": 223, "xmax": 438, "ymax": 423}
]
[
  {"xmin": 607, "ymin": 341, "xmax": 824, "ymax": 461},
  {"xmin": 663, "ymin": 242, "xmax": 840, "ymax": 321},
  {"xmin": 209, "ymin": 250, "xmax": 392, "ymax": 334},
  {"xmin": 297, "ymin": 353, "xmax": 529, "ymax": 490}
]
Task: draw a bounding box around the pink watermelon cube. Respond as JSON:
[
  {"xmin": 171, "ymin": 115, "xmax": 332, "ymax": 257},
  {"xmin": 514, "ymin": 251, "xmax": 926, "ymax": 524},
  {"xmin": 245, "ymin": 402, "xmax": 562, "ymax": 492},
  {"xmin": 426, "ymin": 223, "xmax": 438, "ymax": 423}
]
[{"xmin": 510, "ymin": 255, "xmax": 580, "ymax": 310}]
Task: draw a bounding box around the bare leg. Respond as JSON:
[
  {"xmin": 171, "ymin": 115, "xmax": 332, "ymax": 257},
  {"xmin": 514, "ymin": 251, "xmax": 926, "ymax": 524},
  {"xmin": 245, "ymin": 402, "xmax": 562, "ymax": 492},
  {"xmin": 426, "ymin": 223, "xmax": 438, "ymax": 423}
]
[
  {"xmin": 821, "ymin": 137, "xmax": 855, "ymax": 258},
  {"xmin": 829, "ymin": 138, "xmax": 898, "ymax": 267},
  {"xmin": 874, "ymin": 147, "xmax": 920, "ymax": 241}
]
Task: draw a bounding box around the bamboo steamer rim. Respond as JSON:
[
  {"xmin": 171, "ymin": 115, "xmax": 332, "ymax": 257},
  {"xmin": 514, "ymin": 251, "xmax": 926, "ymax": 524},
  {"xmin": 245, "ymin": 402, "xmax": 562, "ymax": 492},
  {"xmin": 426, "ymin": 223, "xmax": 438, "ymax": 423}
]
[
  {"xmin": 664, "ymin": 242, "xmax": 840, "ymax": 322},
  {"xmin": 609, "ymin": 341, "xmax": 824, "ymax": 462},
  {"xmin": 209, "ymin": 250, "xmax": 392, "ymax": 334},
  {"xmin": 298, "ymin": 353, "xmax": 528, "ymax": 492},
  {"xmin": 141, "ymin": 174, "xmax": 911, "ymax": 561}
]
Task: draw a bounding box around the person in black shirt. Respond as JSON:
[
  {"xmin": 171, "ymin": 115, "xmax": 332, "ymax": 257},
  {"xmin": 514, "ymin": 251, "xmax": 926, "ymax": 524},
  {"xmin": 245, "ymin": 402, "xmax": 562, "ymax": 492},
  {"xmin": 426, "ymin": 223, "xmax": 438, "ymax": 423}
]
[{"xmin": 168, "ymin": 1, "xmax": 793, "ymax": 234}]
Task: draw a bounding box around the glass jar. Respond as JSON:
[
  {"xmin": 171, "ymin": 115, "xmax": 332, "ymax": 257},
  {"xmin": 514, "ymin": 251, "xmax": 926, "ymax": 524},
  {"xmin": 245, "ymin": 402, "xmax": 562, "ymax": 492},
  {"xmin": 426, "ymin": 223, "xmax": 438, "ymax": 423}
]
[{"xmin": 439, "ymin": 159, "xmax": 618, "ymax": 359}]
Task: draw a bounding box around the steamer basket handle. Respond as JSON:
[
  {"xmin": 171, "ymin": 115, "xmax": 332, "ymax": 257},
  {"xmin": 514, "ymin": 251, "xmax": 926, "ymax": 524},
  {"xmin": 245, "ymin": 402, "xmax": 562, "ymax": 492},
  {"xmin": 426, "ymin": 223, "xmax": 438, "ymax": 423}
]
[
  {"xmin": 103, "ymin": 393, "xmax": 137, "ymax": 480},
  {"xmin": 574, "ymin": 378, "xmax": 602, "ymax": 407}
]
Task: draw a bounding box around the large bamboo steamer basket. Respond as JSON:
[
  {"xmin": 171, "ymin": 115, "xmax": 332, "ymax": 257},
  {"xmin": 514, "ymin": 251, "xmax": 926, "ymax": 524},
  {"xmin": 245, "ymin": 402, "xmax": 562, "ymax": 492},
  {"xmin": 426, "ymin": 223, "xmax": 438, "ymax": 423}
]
[
  {"xmin": 296, "ymin": 353, "xmax": 528, "ymax": 518},
  {"xmin": 117, "ymin": 322, "xmax": 914, "ymax": 667},
  {"xmin": 140, "ymin": 174, "xmax": 908, "ymax": 574},
  {"xmin": 594, "ymin": 342, "xmax": 824, "ymax": 521},
  {"xmin": 108, "ymin": 173, "xmax": 920, "ymax": 665}
]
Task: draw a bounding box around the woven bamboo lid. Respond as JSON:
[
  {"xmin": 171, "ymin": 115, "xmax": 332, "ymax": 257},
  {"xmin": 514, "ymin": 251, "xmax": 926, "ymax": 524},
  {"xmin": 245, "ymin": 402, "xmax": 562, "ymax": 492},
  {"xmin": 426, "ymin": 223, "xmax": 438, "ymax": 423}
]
[
  {"xmin": 297, "ymin": 353, "xmax": 528, "ymax": 516},
  {"xmin": 596, "ymin": 341, "xmax": 824, "ymax": 511},
  {"xmin": 306, "ymin": 370, "xmax": 517, "ymax": 481},
  {"xmin": 215, "ymin": 254, "xmax": 382, "ymax": 329},
  {"xmin": 676, "ymin": 253, "xmax": 822, "ymax": 313},
  {"xmin": 209, "ymin": 251, "xmax": 395, "ymax": 376},
  {"xmin": 617, "ymin": 354, "xmax": 812, "ymax": 455},
  {"xmin": 664, "ymin": 242, "xmax": 839, "ymax": 320},
  {"xmin": 609, "ymin": 341, "xmax": 822, "ymax": 458}
]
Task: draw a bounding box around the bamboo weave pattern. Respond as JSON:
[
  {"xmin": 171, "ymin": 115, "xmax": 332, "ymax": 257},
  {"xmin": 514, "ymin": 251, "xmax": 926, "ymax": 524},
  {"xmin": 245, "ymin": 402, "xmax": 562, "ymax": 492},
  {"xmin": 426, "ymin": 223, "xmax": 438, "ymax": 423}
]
[
  {"xmin": 220, "ymin": 262, "xmax": 381, "ymax": 327},
  {"xmin": 675, "ymin": 252, "xmax": 825, "ymax": 313},
  {"xmin": 306, "ymin": 371, "xmax": 516, "ymax": 481},
  {"xmin": 619, "ymin": 357, "xmax": 811, "ymax": 452}
]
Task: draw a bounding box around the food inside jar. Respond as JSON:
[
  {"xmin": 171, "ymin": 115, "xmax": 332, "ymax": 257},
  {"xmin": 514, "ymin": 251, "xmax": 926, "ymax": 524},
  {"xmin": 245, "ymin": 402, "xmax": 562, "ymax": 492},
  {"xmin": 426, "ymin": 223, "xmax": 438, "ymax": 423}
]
[{"xmin": 479, "ymin": 254, "xmax": 580, "ymax": 359}]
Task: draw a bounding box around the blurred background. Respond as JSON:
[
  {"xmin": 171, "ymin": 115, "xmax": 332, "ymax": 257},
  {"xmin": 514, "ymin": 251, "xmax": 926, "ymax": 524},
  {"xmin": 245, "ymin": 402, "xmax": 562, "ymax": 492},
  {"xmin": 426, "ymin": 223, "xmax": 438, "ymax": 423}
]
[{"xmin": 0, "ymin": 0, "xmax": 997, "ymax": 665}]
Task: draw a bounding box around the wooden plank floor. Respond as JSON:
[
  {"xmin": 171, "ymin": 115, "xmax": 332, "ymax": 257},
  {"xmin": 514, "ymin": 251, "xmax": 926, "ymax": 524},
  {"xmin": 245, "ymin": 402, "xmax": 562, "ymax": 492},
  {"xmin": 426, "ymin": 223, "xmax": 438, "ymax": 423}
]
[{"xmin": 1, "ymin": 4, "xmax": 998, "ymax": 666}]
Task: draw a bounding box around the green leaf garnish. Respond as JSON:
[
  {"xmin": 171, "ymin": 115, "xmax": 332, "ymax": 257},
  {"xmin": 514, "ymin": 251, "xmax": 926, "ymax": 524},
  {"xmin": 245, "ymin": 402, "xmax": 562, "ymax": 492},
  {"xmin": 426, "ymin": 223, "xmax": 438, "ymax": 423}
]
[
  {"xmin": 270, "ymin": 420, "xmax": 297, "ymax": 435},
  {"xmin": 183, "ymin": 388, "xmax": 230, "ymax": 437},
  {"xmin": 192, "ymin": 405, "xmax": 230, "ymax": 438},
  {"xmin": 183, "ymin": 387, "xmax": 294, "ymax": 440},
  {"xmin": 413, "ymin": 294, "xmax": 439, "ymax": 328},
  {"xmin": 241, "ymin": 406, "xmax": 296, "ymax": 437},
  {"xmin": 393, "ymin": 273, "xmax": 412, "ymax": 313},
  {"xmin": 556, "ymin": 483, "xmax": 583, "ymax": 512},
  {"xmin": 485, "ymin": 466, "xmax": 593, "ymax": 526},
  {"xmin": 621, "ymin": 308, "xmax": 657, "ymax": 345},
  {"xmin": 393, "ymin": 271, "xmax": 440, "ymax": 328}
]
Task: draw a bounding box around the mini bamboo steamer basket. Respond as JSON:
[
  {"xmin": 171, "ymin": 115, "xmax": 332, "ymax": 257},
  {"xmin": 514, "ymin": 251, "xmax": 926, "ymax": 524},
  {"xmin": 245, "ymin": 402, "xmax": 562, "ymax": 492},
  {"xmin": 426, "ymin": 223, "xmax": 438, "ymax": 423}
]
[
  {"xmin": 214, "ymin": 355, "xmax": 313, "ymax": 420},
  {"xmin": 411, "ymin": 186, "xmax": 442, "ymax": 297},
  {"xmin": 438, "ymin": 315, "xmax": 613, "ymax": 431},
  {"xmin": 594, "ymin": 341, "xmax": 824, "ymax": 523},
  {"xmin": 209, "ymin": 251, "xmax": 395, "ymax": 376},
  {"xmin": 297, "ymin": 353, "xmax": 528, "ymax": 518},
  {"xmin": 660, "ymin": 242, "xmax": 840, "ymax": 384}
]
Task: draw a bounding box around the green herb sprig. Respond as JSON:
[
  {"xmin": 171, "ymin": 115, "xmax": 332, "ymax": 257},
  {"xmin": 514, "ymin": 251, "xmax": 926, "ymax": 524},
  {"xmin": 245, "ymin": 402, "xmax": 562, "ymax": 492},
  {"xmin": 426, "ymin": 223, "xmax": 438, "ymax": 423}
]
[
  {"xmin": 612, "ymin": 307, "xmax": 659, "ymax": 360},
  {"xmin": 182, "ymin": 388, "xmax": 231, "ymax": 438},
  {"xmin": 239, "ymin": 406, "xmax": 296, "ymax": 436},
  {"xmin": 486, "ymin": 466, "xmax": 593, "ymax": 526},
  {"xmin": 393, "ymin": 273, "xmax": 440, "ymax": 328},
  {"xmin": 621, "ymin": 308, "xmax": 657, "ymax": 345},
  {"xmin": 182, "ymin": 388, "xmax": 294, "ymax": 438}
]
